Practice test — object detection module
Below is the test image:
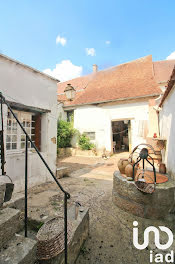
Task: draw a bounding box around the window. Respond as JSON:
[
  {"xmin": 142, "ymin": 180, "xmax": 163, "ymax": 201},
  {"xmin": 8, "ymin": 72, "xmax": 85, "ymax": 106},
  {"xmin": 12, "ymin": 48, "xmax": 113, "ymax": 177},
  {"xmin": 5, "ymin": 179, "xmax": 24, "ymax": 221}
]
[
  {"xmin": 20, "ymin": 112, "xmax": 35, "ymax": 149},
  {"xmin": 67, "ymin": 110, "xmax": 74, "ymax": 122},
  {"xmin": 84, "ymin": 132, "xmax": 95, "ymax": 140},
  {"xmin": 6, "ymin": 111, "xmax": 18, "ymax": 150},
  {"xmin": 6, "ymin": 110, "xmax": 41, "ymax": 151}
]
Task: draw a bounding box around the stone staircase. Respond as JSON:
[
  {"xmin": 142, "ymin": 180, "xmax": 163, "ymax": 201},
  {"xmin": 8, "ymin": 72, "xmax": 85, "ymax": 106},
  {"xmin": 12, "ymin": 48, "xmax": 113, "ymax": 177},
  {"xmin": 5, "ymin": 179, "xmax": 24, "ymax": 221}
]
[
  {"xmin": 0, "ymin": 184, "xmax": 37, "ymax": 264},
  {"xmin": 0, "ymin": 182, "xmax": 90, "ymax": 264}
]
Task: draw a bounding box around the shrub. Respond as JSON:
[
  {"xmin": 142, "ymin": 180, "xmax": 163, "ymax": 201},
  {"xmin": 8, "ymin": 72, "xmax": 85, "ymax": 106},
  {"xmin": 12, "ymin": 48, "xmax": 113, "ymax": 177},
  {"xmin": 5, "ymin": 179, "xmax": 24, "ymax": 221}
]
[
  {"xmin": 57, "ymin": 120, "xmax": 76, "ymax": 148},
  {"xmin": 78, "ymin": 133, "xmax": 95, "ymax": 150}
]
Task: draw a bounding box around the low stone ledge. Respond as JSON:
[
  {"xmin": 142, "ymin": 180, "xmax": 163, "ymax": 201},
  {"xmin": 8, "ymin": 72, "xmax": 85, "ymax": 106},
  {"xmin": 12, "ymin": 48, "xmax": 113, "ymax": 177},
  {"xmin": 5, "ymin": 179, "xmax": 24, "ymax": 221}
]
[
  {"xmin": 113, "ymin": 171, "xmax": 175, "ymax": 220},
  {"xmin": 57, "ymin": 147, "xmax": 103, "ymax": 158},
  {"xmin": 38, "ymin": 207, "xmax": 89, "ymax": 264}
]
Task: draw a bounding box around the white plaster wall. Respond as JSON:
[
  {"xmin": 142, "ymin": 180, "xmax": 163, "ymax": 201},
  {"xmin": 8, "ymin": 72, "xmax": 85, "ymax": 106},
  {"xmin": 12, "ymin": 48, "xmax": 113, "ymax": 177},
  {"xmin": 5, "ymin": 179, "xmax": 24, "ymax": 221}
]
[
  {"xmin": 73, "ymin": 101, "xmax": 149, "ymax": 152},
  {"xmin": 58, "ymin": 103, "xmax": 67, "ymax": 121},
  {"xmin": 0, "ymin": 56, "xmax": 58, "ymax": 192},
  {"xmin": 159, "ymin": 84, "xmax": 175, "ymax": 180}
]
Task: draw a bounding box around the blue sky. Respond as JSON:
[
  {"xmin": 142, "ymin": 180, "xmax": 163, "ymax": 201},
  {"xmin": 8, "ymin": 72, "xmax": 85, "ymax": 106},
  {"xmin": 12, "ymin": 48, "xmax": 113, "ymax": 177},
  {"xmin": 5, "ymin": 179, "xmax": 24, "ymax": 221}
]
[{"xmin": 0, "ymin": 0, "xmax": 175, "ymax": 81}]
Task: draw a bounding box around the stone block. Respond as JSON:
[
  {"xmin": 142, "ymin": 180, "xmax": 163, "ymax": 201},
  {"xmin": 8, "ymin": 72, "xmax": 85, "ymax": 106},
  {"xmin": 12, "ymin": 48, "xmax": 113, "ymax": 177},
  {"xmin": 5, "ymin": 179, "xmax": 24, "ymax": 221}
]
[
  {"xmin": 0, "ymin": 207, "xmax": 23, "ymax": 248},
  {"xmin": 0, "ymin": 234, "xmax": 37, "ymax": 264},
  {"xmin": 56, "ymin": 167, "xmax": 70, "ymax": 179},
  {"xmin": 0, "ymin": 183, "xmax": 5, "ymax": 207}
]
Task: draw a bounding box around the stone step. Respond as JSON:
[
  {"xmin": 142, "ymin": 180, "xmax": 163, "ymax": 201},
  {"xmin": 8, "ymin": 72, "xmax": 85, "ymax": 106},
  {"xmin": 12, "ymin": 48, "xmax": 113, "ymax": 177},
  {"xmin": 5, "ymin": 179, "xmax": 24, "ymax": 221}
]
[
  {"xmin": 0, "ymin": 234, "xmax": 37, "ymax": 264},
  {"xmin": 0, "ymin": 183, "xmax": 6, "ymax": 208},
  {"xmin": 0, "ymin": 208, "xmax": 23, "ymax": 248},
  {"xmin": 56, "ymin": 166, "xmax": 70, "ymax": 179}
]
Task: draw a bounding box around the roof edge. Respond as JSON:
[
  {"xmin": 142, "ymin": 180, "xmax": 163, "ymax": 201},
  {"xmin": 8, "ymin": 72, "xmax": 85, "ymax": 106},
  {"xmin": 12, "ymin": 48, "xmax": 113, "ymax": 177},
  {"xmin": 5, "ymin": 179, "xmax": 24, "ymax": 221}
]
[
  {"xmin": 63, "ymin": 93, "xmax": 161, "ymax": 108},
  {"xmin": 159, "ymin": 66, "xmax": 175, "ymax": 107},
  {"xmin": 0, "ymin": 53, "xmax": 60, "ymax": 82}
]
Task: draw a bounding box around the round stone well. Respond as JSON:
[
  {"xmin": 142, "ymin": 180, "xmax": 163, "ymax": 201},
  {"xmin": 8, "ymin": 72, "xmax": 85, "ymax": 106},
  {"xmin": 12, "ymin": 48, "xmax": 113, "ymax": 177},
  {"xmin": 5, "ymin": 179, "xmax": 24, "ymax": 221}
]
[{"xmin": 112, "ymin": 171, "xmax": 175, "ymax": 220}]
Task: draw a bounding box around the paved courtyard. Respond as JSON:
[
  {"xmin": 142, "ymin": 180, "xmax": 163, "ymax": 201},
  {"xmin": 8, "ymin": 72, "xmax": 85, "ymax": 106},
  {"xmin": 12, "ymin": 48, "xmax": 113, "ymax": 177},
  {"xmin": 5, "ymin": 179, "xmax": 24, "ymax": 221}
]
[{"xmin": 28, "ymin": 153, "xmax": 155, "ymax": 264}]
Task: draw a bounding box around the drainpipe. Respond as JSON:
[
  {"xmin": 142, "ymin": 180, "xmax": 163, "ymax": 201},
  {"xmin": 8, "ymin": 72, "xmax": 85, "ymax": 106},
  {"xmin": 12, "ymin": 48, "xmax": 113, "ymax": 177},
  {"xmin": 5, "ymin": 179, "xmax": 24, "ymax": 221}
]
[{"xmin": 152, "ymin": 94, "xmax": 162, "ymax": 137}]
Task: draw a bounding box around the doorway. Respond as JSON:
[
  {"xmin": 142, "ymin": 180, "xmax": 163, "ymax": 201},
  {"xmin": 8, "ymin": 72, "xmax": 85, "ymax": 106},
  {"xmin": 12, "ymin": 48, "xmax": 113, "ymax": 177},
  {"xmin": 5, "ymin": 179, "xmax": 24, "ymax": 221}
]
[{"xmin": 112, "ymin": 120, "xmax": 131, "ymax": 153}]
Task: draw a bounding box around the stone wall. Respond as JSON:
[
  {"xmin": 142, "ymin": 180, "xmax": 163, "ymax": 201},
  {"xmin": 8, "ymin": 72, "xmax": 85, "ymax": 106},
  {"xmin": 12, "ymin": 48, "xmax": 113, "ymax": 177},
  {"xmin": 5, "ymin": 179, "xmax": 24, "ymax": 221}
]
[
  {"xmin": 113, "ymin": 171, "xmax": 175, "ymax": 221},
  {"xmin": 58, "ymin": 147, "xmax": 104, "ymax": 158}
]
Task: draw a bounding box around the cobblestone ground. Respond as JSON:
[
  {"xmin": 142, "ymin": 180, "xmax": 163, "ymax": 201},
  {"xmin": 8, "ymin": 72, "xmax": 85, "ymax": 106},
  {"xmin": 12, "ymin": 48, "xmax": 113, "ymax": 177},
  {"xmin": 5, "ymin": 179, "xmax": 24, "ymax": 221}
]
[{"xmin": 28, "ymin": 153, "xmax": 156, "ymax": 264}]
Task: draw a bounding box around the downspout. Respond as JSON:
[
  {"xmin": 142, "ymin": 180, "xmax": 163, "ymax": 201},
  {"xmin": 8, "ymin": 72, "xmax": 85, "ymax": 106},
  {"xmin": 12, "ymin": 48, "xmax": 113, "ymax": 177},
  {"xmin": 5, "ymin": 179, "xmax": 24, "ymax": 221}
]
[{"xmin": 153, "ymin": 94, "xmax": 162, "ymax": 137}]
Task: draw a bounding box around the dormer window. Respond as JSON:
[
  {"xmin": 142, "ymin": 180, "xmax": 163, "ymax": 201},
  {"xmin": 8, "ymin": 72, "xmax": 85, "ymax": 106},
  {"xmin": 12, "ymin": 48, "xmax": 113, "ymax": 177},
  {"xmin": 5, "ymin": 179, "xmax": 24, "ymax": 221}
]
[{"xmin": 64, "ymin": 84, "xmax": 76, "ymax": 101}]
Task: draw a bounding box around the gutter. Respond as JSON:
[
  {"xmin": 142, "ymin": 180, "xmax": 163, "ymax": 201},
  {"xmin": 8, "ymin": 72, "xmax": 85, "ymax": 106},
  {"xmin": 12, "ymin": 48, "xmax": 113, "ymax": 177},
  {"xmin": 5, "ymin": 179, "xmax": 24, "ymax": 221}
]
[
  {"xmin": 7, "ymin": 100, "xmax": 51, "ymax": 113},
  {"xmin": 63, "ymin": 93, "xmax": 161, "ymax": 109}
]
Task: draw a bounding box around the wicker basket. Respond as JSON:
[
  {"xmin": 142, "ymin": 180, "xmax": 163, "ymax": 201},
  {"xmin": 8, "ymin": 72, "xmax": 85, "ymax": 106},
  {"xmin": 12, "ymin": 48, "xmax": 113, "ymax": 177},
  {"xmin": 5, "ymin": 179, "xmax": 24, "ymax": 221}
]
[{"xmin": 37, "ymin": 216, "xmax": 72, "ymax": 260}]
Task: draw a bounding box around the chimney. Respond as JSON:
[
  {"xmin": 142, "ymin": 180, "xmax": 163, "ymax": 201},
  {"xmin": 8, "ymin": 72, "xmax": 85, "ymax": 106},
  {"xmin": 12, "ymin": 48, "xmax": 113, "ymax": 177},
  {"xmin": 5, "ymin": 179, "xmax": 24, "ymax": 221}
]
[{"xmin": 93, "ymin": 64, "xmax": 98, "ymax": 73}]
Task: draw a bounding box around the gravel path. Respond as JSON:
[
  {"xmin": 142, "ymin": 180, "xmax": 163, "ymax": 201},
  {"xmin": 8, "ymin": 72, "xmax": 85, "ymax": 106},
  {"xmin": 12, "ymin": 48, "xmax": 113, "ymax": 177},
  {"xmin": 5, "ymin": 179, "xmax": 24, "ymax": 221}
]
[{"xmin": 28, "ymin": 154, "xmax": 152, "ymax": 264}]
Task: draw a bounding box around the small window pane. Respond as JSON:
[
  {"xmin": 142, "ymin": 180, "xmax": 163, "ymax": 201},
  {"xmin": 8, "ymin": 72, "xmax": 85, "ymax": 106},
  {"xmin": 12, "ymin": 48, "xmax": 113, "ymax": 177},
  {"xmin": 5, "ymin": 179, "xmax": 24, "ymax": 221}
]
[
  {"xmin": 6, "ymin": 143, "xmax": 11, "ymax": 150},
  {"xmin": 7, "ymin": 112, "xmax": 11, "ymax": 118},
  {"xmin": 12, "ymin": 135, "xmax": 17, "ymax": 142},
  {"xmin": 12, "ymin": 126, "xmax": 17, "ymax": 132},
  {"xmin": 6, "ymin": 135, "xmax": 11, "ymax": 142},
  {"xmin": 8, "ymin": 120, "xmax": 11, "ymax": 126},
  {"xmin": 26, "ymin": 121, "xmax": 30, "ymax": 127},
  {"xmin": 12, "ymin": 143, "xmax": 17, "ymax": 149},
  {"xmin": 21, "ymin": 142, "xmax": 25, "ymax": 149},
  {"xmin": 13, "ymin": 121, "xmax": 17, "ymax": 127},
  {"xmin": 26, "ymin": 128, "xmax": 30, "ymax": 134},
  {"xmin": 7, "ymin": 127, "xmax": 11, "ymax": 134},
  {"xmin": 21, "ymin": 135, "xmax": 25, "ymax": 142}
]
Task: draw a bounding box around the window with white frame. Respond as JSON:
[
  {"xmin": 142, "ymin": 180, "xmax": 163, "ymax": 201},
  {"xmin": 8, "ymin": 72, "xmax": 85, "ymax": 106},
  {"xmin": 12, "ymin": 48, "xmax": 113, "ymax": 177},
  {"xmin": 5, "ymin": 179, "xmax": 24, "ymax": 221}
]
[
  {"xmin": 6, "ymin": 110, "xmax": 36, "ymax": 151},
  {"xmin": 84, "ymin": 132, "xmax": 95, "ymax": 140}
]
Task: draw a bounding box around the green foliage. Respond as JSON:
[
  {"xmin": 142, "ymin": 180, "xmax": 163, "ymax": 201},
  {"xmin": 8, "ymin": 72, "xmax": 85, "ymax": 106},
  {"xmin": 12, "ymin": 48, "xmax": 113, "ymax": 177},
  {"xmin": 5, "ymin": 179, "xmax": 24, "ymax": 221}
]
[
  {"xmin": 78, "ymin": 133, "xmax": 95, "ymax": 150},
  {"xmin": 57, "ymin": 120, "xmax": 76, "ymax": 148}
]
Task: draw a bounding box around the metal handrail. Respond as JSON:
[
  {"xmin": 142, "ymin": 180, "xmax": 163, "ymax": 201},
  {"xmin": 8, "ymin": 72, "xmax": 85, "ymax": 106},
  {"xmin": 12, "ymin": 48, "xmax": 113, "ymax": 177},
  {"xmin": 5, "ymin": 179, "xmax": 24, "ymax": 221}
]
[{"xmin": 0, "ymin": 92, "xmax": 70, "ymax": 264}]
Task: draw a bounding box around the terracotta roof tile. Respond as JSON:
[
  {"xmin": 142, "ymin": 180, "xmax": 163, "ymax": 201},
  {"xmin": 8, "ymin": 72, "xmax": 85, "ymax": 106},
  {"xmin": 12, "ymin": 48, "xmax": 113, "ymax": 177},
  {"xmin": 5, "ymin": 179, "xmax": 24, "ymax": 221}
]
[
  {"xmin": 153, "ymin": 60, "xmax": 175, "ymax": 83},
  {"xmin": 58, "ymin": 55, "xmax": 161, "ymax": 107},
  {"xmin": 159, "ymin": 66, "xmax": 175, "ymax": 107}
]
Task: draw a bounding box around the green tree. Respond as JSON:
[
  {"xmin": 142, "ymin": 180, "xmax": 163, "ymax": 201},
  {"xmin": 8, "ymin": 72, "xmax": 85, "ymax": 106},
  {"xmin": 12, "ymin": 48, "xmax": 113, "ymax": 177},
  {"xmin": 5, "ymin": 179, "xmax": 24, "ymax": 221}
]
[{"xmin": 57, "ymin": 120, "xmax": 76, "ymax": 148}]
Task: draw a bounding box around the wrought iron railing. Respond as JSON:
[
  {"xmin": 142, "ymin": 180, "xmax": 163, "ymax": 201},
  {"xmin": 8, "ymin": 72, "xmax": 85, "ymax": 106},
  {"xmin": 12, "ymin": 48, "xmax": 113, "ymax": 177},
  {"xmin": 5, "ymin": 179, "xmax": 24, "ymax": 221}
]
[{"xmin": 0, "ymin": 92, "xmax": 70, "ymax": 264}]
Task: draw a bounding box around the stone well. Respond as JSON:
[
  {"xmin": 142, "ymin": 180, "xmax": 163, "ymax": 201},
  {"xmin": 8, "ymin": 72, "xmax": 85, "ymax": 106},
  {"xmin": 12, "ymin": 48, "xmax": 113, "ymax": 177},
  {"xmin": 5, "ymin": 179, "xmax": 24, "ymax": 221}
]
[{"xmin": 112, "ymin": 171, "xmax": 175, "ymax": 220}]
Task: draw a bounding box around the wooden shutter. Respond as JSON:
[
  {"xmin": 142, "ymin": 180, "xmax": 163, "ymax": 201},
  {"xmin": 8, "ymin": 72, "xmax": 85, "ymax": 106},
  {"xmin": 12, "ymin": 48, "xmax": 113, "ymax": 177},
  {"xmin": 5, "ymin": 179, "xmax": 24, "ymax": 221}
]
[{"xmin": 33, "ymin": 114, "xmax": 41, "ymax": 151}]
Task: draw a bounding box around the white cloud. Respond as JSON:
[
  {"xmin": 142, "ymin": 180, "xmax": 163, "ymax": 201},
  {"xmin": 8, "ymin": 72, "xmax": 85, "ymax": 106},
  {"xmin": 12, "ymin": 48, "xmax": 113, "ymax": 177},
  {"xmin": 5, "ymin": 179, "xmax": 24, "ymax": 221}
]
[
  {"xmin": 85, "ymin": 48, "xmax": 96, "ymax": 56},
  {"xmin": 43, "ymin": 60, "xmax": 83, "ymax": 82},
  {"xmin": 56, "ymin": 35, "xmax": 67, "ymax": 46},
  {"xmin": 105, "ymin": 40, "xmax": 111, "ymax": 45},
  {"xmin": 166, "ymin": 51, "xmax": 175, "ymax": 60}
]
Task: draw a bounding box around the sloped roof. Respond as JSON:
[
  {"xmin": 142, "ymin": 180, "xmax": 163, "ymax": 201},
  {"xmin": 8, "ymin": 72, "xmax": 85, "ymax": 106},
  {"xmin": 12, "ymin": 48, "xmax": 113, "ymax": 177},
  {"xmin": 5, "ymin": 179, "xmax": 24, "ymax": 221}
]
[
  {"xmin": 159, "ymin": 66, "xmax": 175, "ymax": 107},
  {"xmin": 153, "ymin": 60, "xmax": 175, "ymax": 84},
  {"xmin": 58, "ymin": 55, "xmax": 161, "ymax": 107}
]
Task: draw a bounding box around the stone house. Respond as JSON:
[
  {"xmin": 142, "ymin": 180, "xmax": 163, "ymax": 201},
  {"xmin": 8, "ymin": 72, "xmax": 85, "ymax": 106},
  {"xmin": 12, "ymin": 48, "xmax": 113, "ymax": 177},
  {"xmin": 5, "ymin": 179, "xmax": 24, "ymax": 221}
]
[
  {"xmin": 159, "ymin": 66, "xmax": 175, "ymax": 180},
  {"xmin": 0, "ymin": 53, "xmax": 58, "ymax": 192},
  {"xmin": 58, "ymin": 55, "xmax": 174, "ymax": 154}
]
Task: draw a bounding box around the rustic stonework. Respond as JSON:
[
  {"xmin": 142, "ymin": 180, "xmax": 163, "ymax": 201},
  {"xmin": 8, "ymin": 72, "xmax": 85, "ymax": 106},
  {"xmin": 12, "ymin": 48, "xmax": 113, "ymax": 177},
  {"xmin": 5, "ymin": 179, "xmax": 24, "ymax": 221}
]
[
  {"xmin": 0, "ymin": 183, "xmax": 5, "ymax": 207},
  {"xmin": 0, "ymin": 207, "xmax": 23, "ymax": 248},
  {"xmin": 38, "ymin": 207, "xmax": 89, "ymax": 264},
  {"xmin": 113, "ymin": 171, "xmax": 175, "ymax": 220}
]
